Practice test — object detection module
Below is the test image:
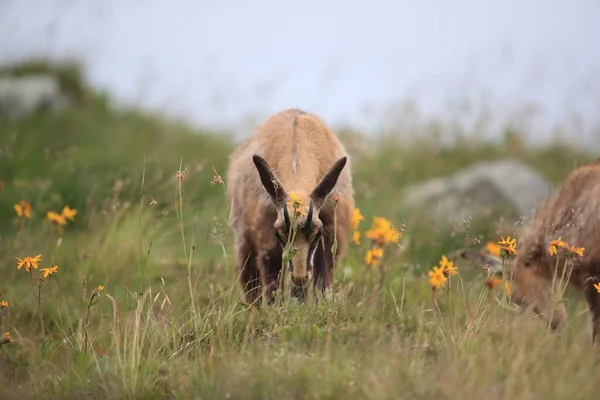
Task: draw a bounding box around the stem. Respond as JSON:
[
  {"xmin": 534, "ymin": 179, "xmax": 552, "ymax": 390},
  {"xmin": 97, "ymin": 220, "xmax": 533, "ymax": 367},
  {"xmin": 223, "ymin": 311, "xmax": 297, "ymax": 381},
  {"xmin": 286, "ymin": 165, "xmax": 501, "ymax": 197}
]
[{"xmin": 38, "ymin": 285, "xmax": 45, "ymax": 338}]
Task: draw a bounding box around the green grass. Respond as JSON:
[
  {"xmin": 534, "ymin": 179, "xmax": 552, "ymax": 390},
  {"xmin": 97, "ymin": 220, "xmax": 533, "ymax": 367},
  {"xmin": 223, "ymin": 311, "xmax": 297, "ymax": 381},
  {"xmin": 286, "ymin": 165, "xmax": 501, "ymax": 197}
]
[{"xmin": 1, "ymin": 62, "xmax": 599, "ymax": 399}]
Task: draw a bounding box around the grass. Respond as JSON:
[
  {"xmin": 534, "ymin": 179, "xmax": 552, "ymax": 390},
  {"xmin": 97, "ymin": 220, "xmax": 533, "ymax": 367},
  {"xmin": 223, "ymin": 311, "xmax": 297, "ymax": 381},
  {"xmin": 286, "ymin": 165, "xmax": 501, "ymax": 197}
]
[{"xmin": 1, "ymin": 62, "xmax": 599, "ymax": 399}]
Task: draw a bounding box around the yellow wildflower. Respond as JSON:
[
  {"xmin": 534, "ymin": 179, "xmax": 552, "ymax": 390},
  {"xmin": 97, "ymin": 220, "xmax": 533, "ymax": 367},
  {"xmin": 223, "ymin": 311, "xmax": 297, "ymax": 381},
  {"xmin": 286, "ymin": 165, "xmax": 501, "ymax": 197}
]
[
  {"xmin": 2, "ymin": 332, "xmax": 12, "ymax": 343},
  {"xmin": 594, "ymin": 282, "xmax": 600, "ymax": 293},
  {"xmin": 497, "ymin": 236, "xmax": 519, "ymax": 257},
  {"xmin": 16, "ymin": 254, "xmax": 42, "ymax": 272},
  {"xmin": 438, "ymin": 255, "xmax": 458, "ymax": 276},
  {"xmin": 14, "ymin": 200, "xmax": 32, "ymax": 219},
  {"xmin": 365, "ymin": 247, "xmax": 384, "ymax": 266},
  {"xmin": 565, "ymin": 245, "xmax": 585, "ymax": 257},
  {"xmin": 548, "ymin": 237, "xmax": 566, "ymax": 256},
  {"xmin": 40, "ymin": 266, "xmax": 59, "ymax": 278},
  {"xmin": 485, "ymin": 242, "xmax": 502, "ymax": 256},
  {"xmin": 428, "ymin": 266, "xmax": 447, "ymax": 289},
  {"xmin": 352, "ymin": 230, "xmax": 361, "ymax": 245},
  {"xmin": 498, "ymin": 236, "xmax": 517, "ymax": 247},
  {"xmin": 97, "ymin": 285, "xmax": 104, "ymax": 292},
  {"xmin": 351, "ymin": 208, "xmax": 364, "ymax": 230},
  {"xmin": 286, "ymin": 193, "xmax": 303, "ymax": 207},
  {"xmin": 46, "ymin": 211, "xmax": 67, "ymax": 226},
  {"xmin": 0, "ymin": 301, "xmax": 8, "ymax": 308},
  {"xmin": 61, "ymin": 206, "xmax": 78, "ymax": 221},
  {"xmin": 365, "ymin": 217, "xmax": 402, "ymax": 246}
]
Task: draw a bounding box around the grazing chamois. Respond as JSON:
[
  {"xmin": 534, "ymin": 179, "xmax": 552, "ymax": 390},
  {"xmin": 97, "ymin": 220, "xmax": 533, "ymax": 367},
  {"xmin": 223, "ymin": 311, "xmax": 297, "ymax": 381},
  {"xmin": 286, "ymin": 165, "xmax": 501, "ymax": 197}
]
[
  {"xmin": 457, "ymin": 158, "xmax": 600, "ymax": 344},
  {"xmin": 226, "ymin": 108, "xmax": 355, "ymax": 305}
]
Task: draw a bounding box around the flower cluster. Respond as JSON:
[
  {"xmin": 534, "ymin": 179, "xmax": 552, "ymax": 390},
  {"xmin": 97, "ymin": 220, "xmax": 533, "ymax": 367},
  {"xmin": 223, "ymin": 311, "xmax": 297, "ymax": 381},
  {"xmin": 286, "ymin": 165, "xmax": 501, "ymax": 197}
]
[
  {"xmin": 286, "ymin": 192, "xmax": 306, "ymax": 217},
  {"xmin": 362, "ymin": 216, "xmax": 402, "ymax": 267},
  {"xmin": 351, "ymin": 208, "xmax": 364, "ymax": 245},
  {"xmin": 428, "ymin": 255, "xmax": 458, "ymax": 290},
  {"xmin": 547, "ymin": 237, "xmax": 585, "ymax": 258}
]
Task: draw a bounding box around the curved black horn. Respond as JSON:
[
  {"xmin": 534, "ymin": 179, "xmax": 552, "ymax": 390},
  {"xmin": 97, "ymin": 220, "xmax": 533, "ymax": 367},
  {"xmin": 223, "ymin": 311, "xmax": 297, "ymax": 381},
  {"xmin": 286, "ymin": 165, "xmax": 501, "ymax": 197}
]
[
  {"xmin": 303, "ymin": 199, "xmax": 314, "ymax": 234},
  {"xmin": 283, "ymin": 203, "xmax": 291, "ymax": 233}
]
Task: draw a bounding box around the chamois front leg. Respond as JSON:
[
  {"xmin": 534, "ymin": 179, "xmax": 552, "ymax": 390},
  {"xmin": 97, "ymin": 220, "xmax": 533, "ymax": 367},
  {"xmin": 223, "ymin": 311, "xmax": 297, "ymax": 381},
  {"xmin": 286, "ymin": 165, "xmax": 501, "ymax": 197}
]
[
  {"xmin": 258, "ymin": 246, "xmax": 283, "ymax": 305},
  {"xmin": 236, "ymin": 234, "xmax": 262, "ymax": 307}
]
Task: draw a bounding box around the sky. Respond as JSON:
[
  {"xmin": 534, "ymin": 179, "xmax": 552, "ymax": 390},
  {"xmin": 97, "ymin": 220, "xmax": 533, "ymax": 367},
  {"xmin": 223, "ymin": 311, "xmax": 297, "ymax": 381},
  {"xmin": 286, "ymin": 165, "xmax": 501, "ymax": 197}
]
[{"xmin": 1, "ymin": 0, "xmax": 599, "ymax": 144}]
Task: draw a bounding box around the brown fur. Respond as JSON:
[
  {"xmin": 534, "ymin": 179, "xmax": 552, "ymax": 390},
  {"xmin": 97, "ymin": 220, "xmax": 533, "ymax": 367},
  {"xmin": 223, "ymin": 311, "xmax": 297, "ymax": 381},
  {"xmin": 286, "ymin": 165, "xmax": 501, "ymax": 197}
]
[
  {"xmin": 459, "ymin": 158, "xmax": 600, "ymax": 344},
  {"xmin": 226, "ymin": 108, "xmax": 355, "ymax": 305}
]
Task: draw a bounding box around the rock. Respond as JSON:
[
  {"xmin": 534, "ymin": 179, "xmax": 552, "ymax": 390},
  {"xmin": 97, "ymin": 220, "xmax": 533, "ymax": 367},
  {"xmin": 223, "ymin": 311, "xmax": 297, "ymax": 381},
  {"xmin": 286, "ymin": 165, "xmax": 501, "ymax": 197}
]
[
  {"xmin": 401, "ymin": 160, "xmax": 554, "ymax": 225},
  {"xmin": 0, "ymin": 74, "xmax": 70, "ymax": 120}
]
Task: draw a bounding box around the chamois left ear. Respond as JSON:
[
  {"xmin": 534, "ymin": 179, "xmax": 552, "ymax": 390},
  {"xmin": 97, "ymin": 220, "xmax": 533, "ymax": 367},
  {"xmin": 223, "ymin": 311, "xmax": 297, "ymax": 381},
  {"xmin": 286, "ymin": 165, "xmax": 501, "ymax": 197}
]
[
  {"xmin": 252, "ymin": 154, "xmax": 287, "ymax": 207},
  {"xmin": 310, "ymin": 156, "xmax": 347, "ymax": 208}
]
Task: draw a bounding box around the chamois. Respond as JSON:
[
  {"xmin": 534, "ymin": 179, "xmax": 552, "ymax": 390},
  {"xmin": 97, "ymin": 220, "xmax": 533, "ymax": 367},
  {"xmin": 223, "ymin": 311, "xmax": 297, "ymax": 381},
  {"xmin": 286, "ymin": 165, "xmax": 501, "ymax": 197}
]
[
  {"xmin": 457, "ymin": 158, "xmax": 600, "ymax": 344},
  {"xmin": 226, "ymin": 109, "xmax": 355, "ymax": 305}
]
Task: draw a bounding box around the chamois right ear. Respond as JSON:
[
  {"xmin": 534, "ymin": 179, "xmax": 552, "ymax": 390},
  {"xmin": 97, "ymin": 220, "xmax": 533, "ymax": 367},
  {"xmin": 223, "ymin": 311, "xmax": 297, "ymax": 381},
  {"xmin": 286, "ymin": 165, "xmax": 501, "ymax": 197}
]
[
  {"xmin": 310, "ymin": 156, "xmax": 348, "ymax": 208},
  {"xmin": 252, "ymin": 154, "xmax": 287, "ymax": 207}
]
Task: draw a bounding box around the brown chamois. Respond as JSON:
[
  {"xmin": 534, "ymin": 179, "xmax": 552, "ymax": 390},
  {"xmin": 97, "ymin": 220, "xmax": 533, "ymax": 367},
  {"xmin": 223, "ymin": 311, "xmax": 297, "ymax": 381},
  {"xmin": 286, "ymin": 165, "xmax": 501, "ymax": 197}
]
[
  {"xmin": 226, "ymin": 108, "xmax": 355, "ymax": 305},
  {"xmin": 456, "ymin": 158, "xmax": 600, "ymax": 344}
]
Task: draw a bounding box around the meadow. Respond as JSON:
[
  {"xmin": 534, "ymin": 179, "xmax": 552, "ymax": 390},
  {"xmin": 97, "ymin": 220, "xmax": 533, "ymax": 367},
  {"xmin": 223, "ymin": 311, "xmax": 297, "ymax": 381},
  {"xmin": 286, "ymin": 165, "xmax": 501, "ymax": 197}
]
[{"xmin": 0, "ymin": 62, "xmax": 599, "ymax": 399}]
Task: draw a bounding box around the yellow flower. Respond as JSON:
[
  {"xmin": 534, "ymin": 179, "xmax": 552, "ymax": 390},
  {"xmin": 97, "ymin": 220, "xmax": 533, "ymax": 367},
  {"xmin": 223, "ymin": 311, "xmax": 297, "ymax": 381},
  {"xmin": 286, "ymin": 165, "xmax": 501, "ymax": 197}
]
[
  {"xmin": 428, "ymin": 266, "xmax": 447, "ymax": 289},
  {"xmin": 565, "ymin": 245, "xmax": 584, "ymax": 257},
  {"xmin": 14, "ymin": 200, "xmax": 32, "ymax": 219},
  {"xmin": 438, "ymin": 255, "xmax": 458, "ymax": 276},
  {"xmin": 351, "ymin": 208, "xmax": 364, "ymax": 230},
  {"xmin": 594, "ymin": 283, "xmax": 600, "ymax": 293},
  {"xmin": 2, "ymin": 332, "xmax": 12, "ymax": 343},
  {"xmin": 352, "ymin": 230, "xmax": 361, "ymax": 245},
  {"xmin": 40, "ymin": 266, "xmax": 59, "ymax": 278},
  {"xmin": 0, "ymin": 301, "xmax": 8, "ymax": 308},
  {"xmin": 498, "ymin": 236, "xmax": 517, "ymax": 247},
  {"xmin": 286, "ymin": 193, "xmax": 303, "ymax": 207},
  {"xmin": 46, "ymin": 211, "xmax": 67, "ymax": 226},
  {"xmin": 497, "ymin": 236, "xmax": 519, "ymax": 257},
  {"xmin": 365, "ymin": 217, "xmax": 402, "ymax": 246},
  {"xmin": 16, "ymin": 254, "xmax": 42, "ymax": 272},
  {"xmin": 61, "ymin": 206, "xmax": 78, "ymax": 221},
  {"xmin": 548, "ymin": 237, "xmax": 566, "ymax": 256},
  {"xmin": 365, "ymin": 247, "xmax": 384, "ymax": 266},
  {"xmin": 503, "ymin": 243, "xmax": 519, "ymax": 256},
  {"xmin": 485, "ymin": 242, "xmax": 502, "ymax": 256},
  {"xmin": 97, "ymin": 285, "xmax": 104, "ymax": 292}
]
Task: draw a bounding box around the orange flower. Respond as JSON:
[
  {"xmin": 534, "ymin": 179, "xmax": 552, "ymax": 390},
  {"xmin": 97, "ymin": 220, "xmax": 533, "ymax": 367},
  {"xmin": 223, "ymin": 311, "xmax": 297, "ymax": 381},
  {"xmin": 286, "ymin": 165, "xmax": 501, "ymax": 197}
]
[
  {"xmin": 365, "ymin": 247, "xmax": 384, "ymax": 266},
  {"xmin": 485, "ymin": 277, "xmax": 502, "ymax": 290},
  {"xmin": 548, "ymin": 237, "xmax": 566, "ymax": 256},
  {"xmin": 0, "ymin": 301, "xmax": 8, "ymax": 308},
  {"xmin": 61, "ymin": 206, "xmax": 78, "ymax": 221},
  {"xmin": 365, "ymin": 217, "xmax": 401, "ymax": 246},
  {"xmin": 351, "ymin": 208, "xmax": 364, "ymax": 230},
  {"xmin": 428, "ymin": 266, "xmax": 447, "ymax": 289},
  {"xmin": 40, "ymin": 266, "xmax": 59, "ymax": 278},
  {"xmin": 46, "ymin": 211, "xmax": 67, "ymax": 226},
  {"xmin": 14, "ymin": 200, "xmax": 32, "ymax": 219},
  {"xmin": 565, "ymin": 245, "xmax": 585, "ymax": 257},
  {"xmin": 352, "ymin": 231, "xmax": 361, "ymax": 245},
  {"xmin": 594, "ymin": 282, "xmax": 600, "ymax": 293},
  {"xmin": 485, "ymin": 242, "xmax": 502, "ymax": 256},
  {"xmin": 16, "ymin": 254, "xmax": 42, "ymax": 272}
]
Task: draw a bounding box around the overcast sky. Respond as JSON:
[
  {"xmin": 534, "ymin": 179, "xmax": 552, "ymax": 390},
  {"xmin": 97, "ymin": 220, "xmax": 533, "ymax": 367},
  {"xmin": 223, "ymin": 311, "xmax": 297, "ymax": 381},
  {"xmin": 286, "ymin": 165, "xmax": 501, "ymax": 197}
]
[{"xmin": 1, "ymin": 0, "xmax": 599, "ymax": 143}]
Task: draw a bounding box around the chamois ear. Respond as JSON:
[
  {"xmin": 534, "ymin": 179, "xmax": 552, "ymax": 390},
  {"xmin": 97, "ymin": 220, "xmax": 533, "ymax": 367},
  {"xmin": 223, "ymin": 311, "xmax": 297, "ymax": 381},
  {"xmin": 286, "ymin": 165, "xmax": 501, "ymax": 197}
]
[
  {"xmin": 449, "ymin": 249, "xmax": 504, "ymax": 276},
  {"xmin": 252, "ymin": 155, "xmax": 287, "ymax": 207},
  {"xmin": 310, "ymin": 156, "xmax": 347, "ymax": 208}
]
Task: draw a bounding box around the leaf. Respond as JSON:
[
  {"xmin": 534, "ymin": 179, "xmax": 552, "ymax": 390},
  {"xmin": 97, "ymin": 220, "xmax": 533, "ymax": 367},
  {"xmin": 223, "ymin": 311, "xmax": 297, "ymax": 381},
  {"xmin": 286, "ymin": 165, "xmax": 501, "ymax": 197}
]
[{"xmin": 331, "ymin": 239, "xmax": 338, "ymax": 255}]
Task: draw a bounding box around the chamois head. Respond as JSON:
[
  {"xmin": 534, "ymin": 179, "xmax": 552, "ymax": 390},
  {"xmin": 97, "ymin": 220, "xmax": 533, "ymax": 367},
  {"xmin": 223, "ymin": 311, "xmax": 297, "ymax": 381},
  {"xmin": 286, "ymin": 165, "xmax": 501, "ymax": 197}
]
[
  {"xmin": 455, "ymin": 248, "xmax": 566, "ymax": 330},
  {"xmin": 252, "ymin": 154, "xmax": 348, "ymax": 288}
]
